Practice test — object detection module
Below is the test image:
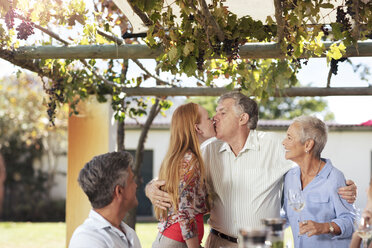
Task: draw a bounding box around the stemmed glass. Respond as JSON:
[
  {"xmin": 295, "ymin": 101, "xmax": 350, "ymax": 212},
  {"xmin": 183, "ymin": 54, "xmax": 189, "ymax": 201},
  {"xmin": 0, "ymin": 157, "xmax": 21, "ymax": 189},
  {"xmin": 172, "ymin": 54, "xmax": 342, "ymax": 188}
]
[
  {"xmin": 288, "ymin": 188, "xmax": 305, "ymax": 223},
  {"xmin": 354, "ymin": 209, "xmax": 372, "ymax": 248}
]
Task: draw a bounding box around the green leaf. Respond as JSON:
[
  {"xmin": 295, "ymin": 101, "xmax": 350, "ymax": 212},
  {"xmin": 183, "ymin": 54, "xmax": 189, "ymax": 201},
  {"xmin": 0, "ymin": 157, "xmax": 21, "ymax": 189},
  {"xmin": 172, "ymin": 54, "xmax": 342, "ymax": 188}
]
[
  {"xmin": 168, "ymin": 46, "xmax": 179, "ymax": 62},
  {"xmin": 183, "ymin": 42, "xmax": 194, "ymax": 56},
  {"xmin": 182, "ymin": 56, "xmax": 197, "ymax": 76},
  {"xmin": 331, "ymin": 23, "xmax": 342, "ymax": 40},
  {"xmin": 266, "ymin": 16, "xmax": 274, "ymax": 25}
]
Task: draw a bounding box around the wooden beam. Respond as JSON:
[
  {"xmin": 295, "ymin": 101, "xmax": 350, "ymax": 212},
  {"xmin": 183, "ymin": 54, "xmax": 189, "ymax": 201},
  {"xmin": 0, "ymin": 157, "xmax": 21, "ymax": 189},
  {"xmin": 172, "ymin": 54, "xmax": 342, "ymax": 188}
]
[
  {"xmin": 12, "ymin": 41, "xmax": 372, "ymax": 60},
  {"xmin": 121, "ymin": 87, "xmax": 372, "ymax": 96},
  {"xmin": 13, "ymin": 44, "xmax": 162, "ymax": 60}
]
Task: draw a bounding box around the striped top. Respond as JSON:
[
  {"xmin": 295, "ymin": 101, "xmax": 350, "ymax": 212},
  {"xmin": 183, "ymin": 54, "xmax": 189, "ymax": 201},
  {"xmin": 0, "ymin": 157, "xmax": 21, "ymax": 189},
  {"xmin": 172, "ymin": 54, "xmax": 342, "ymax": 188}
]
[{"xmin": 202, "ymin": 130, "xmax": 293, "ymax": 237}]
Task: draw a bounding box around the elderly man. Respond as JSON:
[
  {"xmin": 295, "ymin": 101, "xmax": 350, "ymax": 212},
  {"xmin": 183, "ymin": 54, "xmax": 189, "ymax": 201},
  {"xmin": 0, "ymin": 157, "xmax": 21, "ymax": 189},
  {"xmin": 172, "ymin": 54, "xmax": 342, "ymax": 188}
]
[
  {"xmin": 69, "ymin": 151, "xmax": 142, "ymax": 248},
  {"xmin": 147, "ymin": 92, "xmax": 356, "ymax": 248}
]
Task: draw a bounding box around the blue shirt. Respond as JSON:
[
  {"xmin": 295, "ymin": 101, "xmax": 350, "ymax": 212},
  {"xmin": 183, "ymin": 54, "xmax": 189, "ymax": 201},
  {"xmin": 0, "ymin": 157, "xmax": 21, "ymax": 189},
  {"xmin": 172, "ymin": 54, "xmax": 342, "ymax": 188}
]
[{"xmin": 281, "ymin": 159, "xmax": 355, "ymax": 248}]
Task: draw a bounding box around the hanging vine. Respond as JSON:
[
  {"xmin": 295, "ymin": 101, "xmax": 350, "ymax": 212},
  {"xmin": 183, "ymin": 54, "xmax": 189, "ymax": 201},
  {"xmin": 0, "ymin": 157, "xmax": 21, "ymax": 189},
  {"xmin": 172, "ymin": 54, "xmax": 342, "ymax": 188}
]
[
  {"xmin": 0, "ymin": 0, "xmax": 371, "ymax": 119},
  {"xmin": 127, "ymin": 0, "xmax": 371, "ymax": 99},
  {"xmin": 0, "ymin": 0, "xmax": 172, "ymax": 123}
]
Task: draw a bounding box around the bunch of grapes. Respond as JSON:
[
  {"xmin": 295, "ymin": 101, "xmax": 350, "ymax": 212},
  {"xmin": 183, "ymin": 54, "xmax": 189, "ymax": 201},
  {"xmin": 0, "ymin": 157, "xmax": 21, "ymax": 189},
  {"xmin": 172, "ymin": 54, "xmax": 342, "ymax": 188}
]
[
  {"xmin": 45, "ymin": 80, "xmax": 65, "ymax": 125},
  {"xmin": 330, "ymin": 57, "xmax": 347, "ymax": 75},
  {"xmin": 212, "ymin": 43, "xmax": 222, "ymax": 54},
  {"xmin": 286, "ymin": 44, "xmax": 294, "ymax": 57},
  {"xmin": 336, "ymin": 6, "xmax": 351, "ymax": 32},
  {"xmin": 16, "ymin": 20, "xmax": 35, "ymax": 40},
  {"xmin": 197, "ymin": 50, "xmax": 205, "ymax": 71},
  {"xmin": 223, "ymin": 38, "xmax": 240, "ymax": 62},
  {"xmin": 345, "ymin": 0, "xmax": 355, "ymax": 16},
  {"xmin": 5, "ymin": 8, "xmax": 15, "ymax": 29},
  {"xmin": 47, "ymin": 100, "xmax": 57, "ymax": 126}
]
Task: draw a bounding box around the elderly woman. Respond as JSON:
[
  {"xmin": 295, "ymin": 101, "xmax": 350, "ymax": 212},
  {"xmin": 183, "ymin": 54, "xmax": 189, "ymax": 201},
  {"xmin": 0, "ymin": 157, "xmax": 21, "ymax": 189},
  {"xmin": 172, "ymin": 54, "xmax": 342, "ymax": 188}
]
[{"xmin": 281, "ymin": 116, "xmax": 355, "ymax": 248}]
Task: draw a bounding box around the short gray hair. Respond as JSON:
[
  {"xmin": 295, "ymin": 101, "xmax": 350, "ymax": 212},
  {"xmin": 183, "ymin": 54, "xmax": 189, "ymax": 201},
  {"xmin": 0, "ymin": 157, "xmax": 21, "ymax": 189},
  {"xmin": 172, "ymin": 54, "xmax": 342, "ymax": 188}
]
[
  {"xmin": 78, "ymin": 151, "xmax": 133, "ymax": 209},
  {"xmin": 293, "ymin": 116, "xmax": 328, "ymax": 158},
  {"xmin": 218, "ymin": 91, "xmax": 258, "ymax": 129}
]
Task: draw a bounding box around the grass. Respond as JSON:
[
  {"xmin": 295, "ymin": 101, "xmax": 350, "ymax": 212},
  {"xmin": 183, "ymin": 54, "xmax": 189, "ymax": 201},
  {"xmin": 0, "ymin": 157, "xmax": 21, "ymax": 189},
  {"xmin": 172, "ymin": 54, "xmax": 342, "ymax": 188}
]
[
  {"xmin": 0, "ymin": 222, "xmax": 66, "ymax": 248},
  {"xmin": 0, "ymin": 222, "xmax": 293, "ymax": 247},
  {"xmin": 0, "ymin": 222, "xmax": 210, "ymax": 248}
]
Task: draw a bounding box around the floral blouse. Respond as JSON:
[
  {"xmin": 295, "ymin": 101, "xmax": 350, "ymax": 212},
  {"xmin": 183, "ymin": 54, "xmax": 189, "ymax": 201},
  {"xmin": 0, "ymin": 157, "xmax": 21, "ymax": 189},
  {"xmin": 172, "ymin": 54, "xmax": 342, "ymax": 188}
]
[{"xmin": 158, "ymin": 150, "xmax": 209, "ymax": 240}]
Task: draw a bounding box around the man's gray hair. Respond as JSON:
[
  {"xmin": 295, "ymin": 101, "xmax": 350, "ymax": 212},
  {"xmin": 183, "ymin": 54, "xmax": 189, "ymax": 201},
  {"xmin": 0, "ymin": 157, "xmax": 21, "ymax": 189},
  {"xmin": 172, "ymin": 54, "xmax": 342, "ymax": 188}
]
[
  {"xmin": 218, "ymin": 91, "xmax": 259, "ymax": 129},
  {"xmin": 293, "ymin": 116, "xmax": 328, "ymax": 159},
  {"xmin": 78, "ymin": 151, "xmax": 133, "ymax": 209}
]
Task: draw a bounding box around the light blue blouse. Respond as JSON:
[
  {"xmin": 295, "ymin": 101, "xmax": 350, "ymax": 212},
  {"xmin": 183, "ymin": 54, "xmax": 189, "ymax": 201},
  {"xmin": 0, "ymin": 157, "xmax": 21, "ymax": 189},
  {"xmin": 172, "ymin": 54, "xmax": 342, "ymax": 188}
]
[{"xmin": 281, "ymin": 159, "xmax": 355, "ymax": 248}]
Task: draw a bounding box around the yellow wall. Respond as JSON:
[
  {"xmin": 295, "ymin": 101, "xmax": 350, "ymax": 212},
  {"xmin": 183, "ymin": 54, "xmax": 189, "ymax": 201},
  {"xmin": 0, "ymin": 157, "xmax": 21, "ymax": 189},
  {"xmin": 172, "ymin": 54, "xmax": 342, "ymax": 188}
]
[{"xmin": 66, "ymin": 97, "xmax": 110, "ymax": 246}]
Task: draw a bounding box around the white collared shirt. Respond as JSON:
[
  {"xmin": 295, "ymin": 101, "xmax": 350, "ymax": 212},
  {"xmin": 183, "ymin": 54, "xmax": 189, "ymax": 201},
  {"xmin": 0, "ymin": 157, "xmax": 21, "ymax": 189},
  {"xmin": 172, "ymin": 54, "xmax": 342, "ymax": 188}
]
[
  {"xmin": 69, "ymin": 210, "xmax": 142, "ymax": 248},
  {"xmin": 200, "ymin": 137, "xmax": 217, "ymax": 150},
  {"xmin": 202, "ymin": 130, "xmax": 294, "ymax": 237}
]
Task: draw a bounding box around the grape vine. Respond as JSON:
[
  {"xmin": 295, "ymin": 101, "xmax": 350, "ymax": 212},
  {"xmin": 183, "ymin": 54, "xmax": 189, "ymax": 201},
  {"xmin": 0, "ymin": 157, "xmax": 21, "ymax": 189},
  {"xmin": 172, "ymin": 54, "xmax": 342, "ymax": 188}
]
[{"xmin": 0, "ymin": 0, "xmax": 371, "ymax": 121}]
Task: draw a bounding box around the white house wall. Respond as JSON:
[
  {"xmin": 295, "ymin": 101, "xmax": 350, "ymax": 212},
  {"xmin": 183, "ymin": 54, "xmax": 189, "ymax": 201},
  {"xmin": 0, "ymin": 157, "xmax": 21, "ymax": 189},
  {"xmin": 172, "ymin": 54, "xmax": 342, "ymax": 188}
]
[
  {"xmin": 123, "ymin": 129, "xmax": 171, "ymax": 176},
  {"xmin": 323, "ymin": 131, "xmax": 372, "ymax": 208},
  {"xmin": 123, "ymin": 128, "xmax": 372, "ymax": 212}
]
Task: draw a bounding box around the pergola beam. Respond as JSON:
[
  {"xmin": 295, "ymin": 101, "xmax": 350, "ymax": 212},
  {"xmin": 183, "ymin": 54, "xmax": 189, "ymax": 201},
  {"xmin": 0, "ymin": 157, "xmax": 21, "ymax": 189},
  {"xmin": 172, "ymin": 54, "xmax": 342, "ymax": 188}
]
[
  {"xmin": 122, "ymin": 87, "xmax": 372, "ymax": 96},
  {"xmin": 12, "ymin": 41, "xmax": 372, "ymax": 60}
]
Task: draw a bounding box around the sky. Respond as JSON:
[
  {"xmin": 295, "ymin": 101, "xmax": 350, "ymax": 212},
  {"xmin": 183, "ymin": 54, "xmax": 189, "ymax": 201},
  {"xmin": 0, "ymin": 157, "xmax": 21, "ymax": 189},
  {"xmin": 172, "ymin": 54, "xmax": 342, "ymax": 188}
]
[
  {"xmin": 1, "ymin": 55, "xmax": 371, "ymax": 124},
  {"xmin": 295, "ymin": 57, "xmax": 372, "ymax": 124}
]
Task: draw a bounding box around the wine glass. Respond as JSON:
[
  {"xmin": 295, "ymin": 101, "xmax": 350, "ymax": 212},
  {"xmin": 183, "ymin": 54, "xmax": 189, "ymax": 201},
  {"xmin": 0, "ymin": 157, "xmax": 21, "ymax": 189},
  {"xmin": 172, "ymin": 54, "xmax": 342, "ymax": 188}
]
[
  {"xmin": 354, "ymin": 209, "xmax": 372, "ymax": 248},
  {"xmin": 288, "ymin": 188, "xmax": 305, "ymax": 223}
]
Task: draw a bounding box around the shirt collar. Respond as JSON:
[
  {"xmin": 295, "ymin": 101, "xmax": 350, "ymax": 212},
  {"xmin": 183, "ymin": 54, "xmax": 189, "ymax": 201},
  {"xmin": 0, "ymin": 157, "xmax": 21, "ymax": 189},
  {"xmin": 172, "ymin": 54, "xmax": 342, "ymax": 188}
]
[
  {"xmin": 201, "ymin": 137, "xmax": 217, "ymax": 149},
  {"xmin": 89, "ymin": 209, "xmax": 135, "ymax": 245},
  {"xmin": 219, "ymin": 129, "xmax": 260, "ymax": 153},
  {"xmin": 291, "ymin": 158, "xmax": 333, "ymax": 179},
  {"xmin": 317, "ymin": 158, "xmax": 333, "ymax": 179},
  {"xmin": 89, "ymin": 209, "xmax": 112, "ymax": 230}
]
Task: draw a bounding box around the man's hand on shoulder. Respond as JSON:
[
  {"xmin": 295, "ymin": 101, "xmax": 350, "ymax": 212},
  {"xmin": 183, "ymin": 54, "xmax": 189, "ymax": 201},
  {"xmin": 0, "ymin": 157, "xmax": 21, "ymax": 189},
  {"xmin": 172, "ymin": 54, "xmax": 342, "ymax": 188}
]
[
  {"xmin": 145, "ymin": 179, "xmax": 172, "ymax": 210},
  {"xmin": 338, "ymin": 179, "xmax": 357, "ymax": 204}
]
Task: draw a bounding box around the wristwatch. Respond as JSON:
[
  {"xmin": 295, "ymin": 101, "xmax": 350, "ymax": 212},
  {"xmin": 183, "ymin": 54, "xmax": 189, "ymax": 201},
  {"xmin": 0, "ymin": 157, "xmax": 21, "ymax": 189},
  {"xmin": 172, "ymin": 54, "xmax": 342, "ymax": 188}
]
[{"xmin": 329, "ymin": 222, "xmax": 335, "ymax": 234}]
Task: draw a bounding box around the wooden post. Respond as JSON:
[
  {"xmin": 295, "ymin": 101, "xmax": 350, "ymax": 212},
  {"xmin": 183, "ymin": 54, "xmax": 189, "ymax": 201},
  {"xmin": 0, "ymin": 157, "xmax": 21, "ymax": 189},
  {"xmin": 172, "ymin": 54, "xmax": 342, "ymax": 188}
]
[{"xmin": 66, "ymin": 97, "xmax": 110, "ymax": 246}]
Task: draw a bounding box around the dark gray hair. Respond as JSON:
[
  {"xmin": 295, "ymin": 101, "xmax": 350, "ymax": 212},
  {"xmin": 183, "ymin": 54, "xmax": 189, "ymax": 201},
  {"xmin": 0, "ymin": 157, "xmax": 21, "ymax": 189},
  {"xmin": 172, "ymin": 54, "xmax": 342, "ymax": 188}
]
[
  {"xmin": 78, "ymin": 151, "xmax": 133, "ymax": 209},
  {"xmin": 293, "ymin": 116, "xmax": 328, "ymax": 158},
  {"xmin": 218, "ymin": 91, "xmax": 259, "ymax": 129}
]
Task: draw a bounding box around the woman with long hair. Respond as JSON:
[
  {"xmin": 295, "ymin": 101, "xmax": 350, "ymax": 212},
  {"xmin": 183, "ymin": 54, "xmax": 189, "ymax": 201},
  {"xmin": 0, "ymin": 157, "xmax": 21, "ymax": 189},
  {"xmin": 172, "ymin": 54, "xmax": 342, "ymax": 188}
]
[{"xmin": 152, "ymin": 102, "xmax": 215, "ymax": 248}]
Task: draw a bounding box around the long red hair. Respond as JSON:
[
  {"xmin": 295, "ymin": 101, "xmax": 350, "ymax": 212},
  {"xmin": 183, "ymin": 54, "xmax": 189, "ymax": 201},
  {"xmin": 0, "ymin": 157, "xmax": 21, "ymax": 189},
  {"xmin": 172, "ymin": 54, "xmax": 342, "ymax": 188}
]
[{"xmin": 155, "ymin": 103, "xmax": 206, "ymax": 219}]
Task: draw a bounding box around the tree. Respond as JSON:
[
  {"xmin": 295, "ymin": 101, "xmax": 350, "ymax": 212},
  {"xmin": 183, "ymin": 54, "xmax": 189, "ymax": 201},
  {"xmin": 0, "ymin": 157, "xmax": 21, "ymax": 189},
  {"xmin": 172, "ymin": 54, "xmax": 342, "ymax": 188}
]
[
  {"xmin": 258, "ymin": 97, "xmax": 334, "ymax": 121},
  {"xmin": 0, "ymin": 0, "xmax": 174, "ymax": 228},
  {"xmin": 0, "ymin": 72, "xmax": 67, "ymax": 220},
  {"xmin": 188, "ymin": 96, "xmax": 335, "ymax": 121}
]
